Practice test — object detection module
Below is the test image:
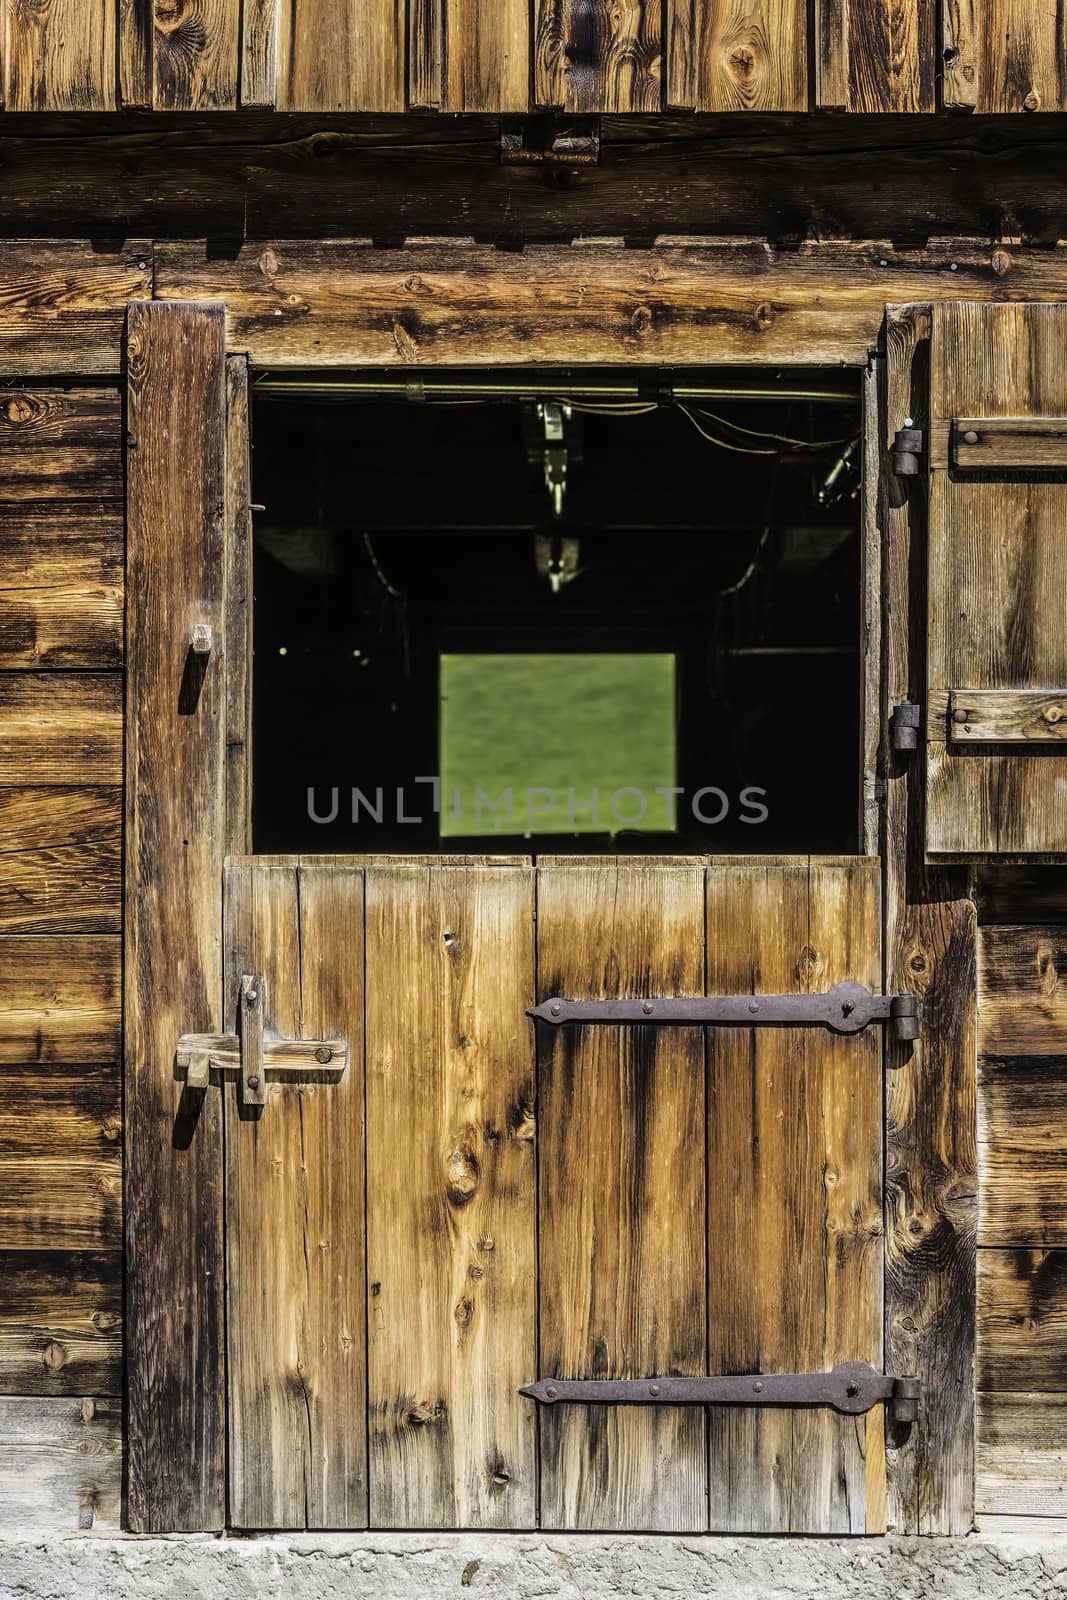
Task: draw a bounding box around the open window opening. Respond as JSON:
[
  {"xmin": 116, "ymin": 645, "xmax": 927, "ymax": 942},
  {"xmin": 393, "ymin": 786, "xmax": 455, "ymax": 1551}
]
[{"xmin": 251, "ymin": 367, "xmax": 864, "ymax": 854}]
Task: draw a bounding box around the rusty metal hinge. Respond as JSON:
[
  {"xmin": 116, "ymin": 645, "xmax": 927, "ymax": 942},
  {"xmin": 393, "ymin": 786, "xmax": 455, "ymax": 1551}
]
[
  {"xmin": 891, "ymin": 422, "xmax": 924, "ymax": 476},
  {"xmin": 521, "ymin": 1362, "xmax": 920, "ymax": 1424},
  {"xmin": 529, "ymin": 982, "xmax": 920, "ymax": 1041},
  {"xmin": 891, "ymin": 699, "xmax": 921, "ymax": 751},
  {"xmin": 176, "ymin": 973, "xmax": 348, "ymax": 1110},
  {"xmin": 501, "ymin": 116, "xmax": 601, "ymax": 167}
]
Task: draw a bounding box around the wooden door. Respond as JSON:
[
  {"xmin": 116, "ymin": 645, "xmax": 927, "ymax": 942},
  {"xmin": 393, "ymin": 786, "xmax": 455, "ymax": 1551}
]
[
  {"xmin": 922, "ymin": 302, "xmax": 1067, "ymax": 856},
  {"xmin": 220, "ymin": 852, "xmax": 885, "ymax": 1534}
]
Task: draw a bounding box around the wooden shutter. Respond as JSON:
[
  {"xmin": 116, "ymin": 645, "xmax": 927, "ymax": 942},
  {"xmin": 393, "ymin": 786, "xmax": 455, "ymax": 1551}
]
[
  {"xmin": 220, "ymin": 853, "xmax": 884, "ymax": 1533},
  {"xmin": 925, "ymin": 302, "xmax": 1067, "ymax": 855}
]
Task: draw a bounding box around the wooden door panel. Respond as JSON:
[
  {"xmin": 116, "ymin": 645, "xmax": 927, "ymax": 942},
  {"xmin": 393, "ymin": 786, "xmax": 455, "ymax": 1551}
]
[
  {"xmin": 536, "ymin": 857, "xmax": 708, "ymax": 1531},
  {"xmin": 224, "ymin": 860, "xmax": 367, "ymax": 1530},
  {"xmin": 926, "ymin": 302, "xmax": 1067, "ymax": 855},
  {"xmin": 365, "ymin": 860, "xmax": 538, "ymax": 1528},
  {"xmin": 706, "ymin": 858, "xmax": 884, "ymax": 1534}
]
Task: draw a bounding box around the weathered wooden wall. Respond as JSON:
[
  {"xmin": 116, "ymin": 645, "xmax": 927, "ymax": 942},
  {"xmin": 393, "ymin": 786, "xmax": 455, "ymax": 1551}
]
[
  {"xmin": 0, "ymin": 387, "xmax": 124, "ymax": 1530},
  {"xmin": 0, "ymin": 0, "xmax": 1063, "ymax": 113}
]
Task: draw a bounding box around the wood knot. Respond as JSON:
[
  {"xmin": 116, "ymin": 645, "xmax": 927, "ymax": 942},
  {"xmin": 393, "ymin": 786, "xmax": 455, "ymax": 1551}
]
[
  {"xmin": 454, "ymin": 1297, "xmax": 474, "ymax": 1328},
  {"xmin": 991, "ymin": 248, "xmax": 1013, "ymax": 277},
  {"xmin": 407, "ymin": 1398, "xmax": 446, "ymax": 1426},
  {"xmin": 754, "ymin": 301, "xmax": 775, "ymax": 330},
  {"xmin": 446, "ymin": 1147, "xmax": 480, "ymax": 1206},
  {"xmin": 42, "ymin": 1341, "xmax": 67, "ymax": 1371},
  {"xmin": 405, "ymin": 275, "xmax": 424, "ymax": 293},
  {"xmin": 258, "ymin": 249, "xmax": 280, "ymax": 278},
  {"xmin": 630, "ymin": 304, "xmax": 653, "ymax": 335},
  {"xmin": 729, "ymin": 45, "xmax": 756, "ymax": 75},
  {"xmin": 1024, "ymin": 90, "xmax": 1041, "ymax": 111}
]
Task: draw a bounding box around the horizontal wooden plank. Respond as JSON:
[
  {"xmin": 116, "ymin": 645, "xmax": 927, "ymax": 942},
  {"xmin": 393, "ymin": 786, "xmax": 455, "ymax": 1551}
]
[
  {"xmin": 0, "ymin": 244, "xmax": 151, "ymax": 375},
  {"xmin": 0, "ymin": 1063, "xmax": 121, "ymax": 1157},
  {"xmin": 978, "ymin": 1250, "xmax": 1067, "ymax": 1393},
  {"xmin": 155, "ymin": 240, "xmax": 1067, "ymax": 370},
  {"xmin": 0, "ymin": 789, "xmax": 121, "ymax": 935},
  {"xmin": 979, "ymin": 1058, "xmax": 1067, "ymax": 1246},
  {"xmin": 950, "ymin": 417, "xmax": 1067, "ymax": 470},
  {"xmin": 0, "ymin": 1252, "xmax": 122, "ymax": 1395},
  {"xmin": 975, "ymin": 867, "xmax": 1067, "ymax": 925},
  {"xmin": 0, "ymin": 513, "xmax": 123, "ymax": 668},
  {"xmin": 0, "ymin": 1064, "xmax": 121, "ymax": 1251},
  {"xmin": 0, "ymin": 937, "xmax": 120, "ymax": 1065},
  {"xmin": 0, "ymin": 1397, "xmax": 121, "ymax": 1531},
  {"xmin": 0, "ymin": 674, "xmax": 122, "ymax": 786},
  {"xmin": 0, "ymin": 390, "xmax": 122, "ymax": 458},
  {"xmin": 977, "ymin": 1394, "xmax": 1067, "ymax": 1518},
  {"xmin": 948, "ymin": 690, "xmax": 1067, "ymax": 744},
  {"xmin": 980, "ymin": 927, "xmax": 1067, "ymax": 1057}
]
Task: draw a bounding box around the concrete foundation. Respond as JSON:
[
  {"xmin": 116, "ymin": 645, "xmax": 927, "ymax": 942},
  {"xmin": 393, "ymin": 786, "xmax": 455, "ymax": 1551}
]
[{"xmin": 2, "ymin": 1533, "xmax": 1067, "ymax": 1600}]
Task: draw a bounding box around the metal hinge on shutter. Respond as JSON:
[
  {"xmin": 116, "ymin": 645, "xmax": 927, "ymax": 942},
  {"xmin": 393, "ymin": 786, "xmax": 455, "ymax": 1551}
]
[
  {"xmin": 521, "ymin": 1362, "xmax": 920, "ymax": 1423},
  {"xmin": 176, "ymin": 974, "xmax": 348, "ymax": 1111},
  {"xmin": 528, "ymin": 982, "xmax": 920, "ymax": 1041},
  {"xmin": 891, "ymin": 422, "xmax": 924, "ymax": 475}
]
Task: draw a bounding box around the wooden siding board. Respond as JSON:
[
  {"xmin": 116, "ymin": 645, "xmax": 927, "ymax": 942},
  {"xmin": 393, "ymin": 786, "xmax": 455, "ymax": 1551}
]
[
  {"xmin": 153, "ymin": 0, "xmax": 240, "ymax": 109},
  {"xmin": 847, "ymin": 0, "xmax": 935, "ymax": 111},
  {"xmin": 882, "ymin": 305, "xmax": 978, "ymax": 1536},
  {"xmin": 537, "ymin": 859, "xmax": 707, "ymax": 1532},
  {"xmin": 0, "ymin": 513, "xmax": 123, "ymax": 670},
  {"xmin": 443, "ymin": 0, "xmax": 529, "ymax": 111},
  {"xmin": 979, "ymin": 0, "xmax": 1067, "ymax": 112},
  {"xmin": 977, "ymin": 1394, "xmax": 1067, "ymax": 1517},
  {"xmin": 0, "ymin": 937, "xmax": 119, "ymax": 1065},
  {"xmin": 979, "ymin": 1058, "xmax": 1067, "ymax": 1247},
  {"xmin": 0, "ymin": 244, "xmax": 152, "ymax": 376},
  {"xmin": 225, "ymin": 861, "xmax": 368, "ymax": 1530},
  {"xmin": 536, "ymin": 0, "xmax": 661, "ymax": 113},
  {"xmin": 0, "ymin": 1251, "xmax": 122, "ymax": 1396},
  {"xmin": 943, "ymin": 0, "xmax": 978, "ymax": 108},
  {"xmin": 980, "ymin": 926, "xmax": 1067, "ymax": 1057},
  {"xmin": 0, "ymin": 787, "xmax": 120, "ymax": 934},
  {"xmin": 979, "ymin": 1250, "xmax": 1067, "ymax": 1393},
  {"xmin": 0, "ymin": 673, "xmax": 121, "ymax": 787},
  {"xmin": 667, "ymin": 0, "xmax": 806, "ymax": 112},
  {"xmin": 3, "ymin": 0, "xmax": 116, "ymax": 110},
  {"xmin": 273, "ymin": 0, "xmax": 404, "ymax": 112},
  {"xmin": 706, "ymin": 857, "xmax": 883, "ymax": 1535},
  {"xmin": 0, "ymin": 1396, "xmax": 121, "ymax": 1531},
  {"xmin": 0, "ymin": 1064, "xmax": 121, "ymax": 1253},
  {"xmin": 125, "ymin": 300, "xmax": 228, "ymax": 1533},
  {"xmin": 365, "ymin": 861, "xmax": 537, "ymax": 1529}
]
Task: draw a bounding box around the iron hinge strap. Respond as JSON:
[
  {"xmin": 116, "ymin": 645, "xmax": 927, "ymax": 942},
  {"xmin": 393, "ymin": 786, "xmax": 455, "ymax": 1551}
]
[
  {"xmin": 529, "ymin": 982, "xmax": 920, "ymax": 1041},
  {"xmin": 521, "ymin": 1362, "xmax": 921, "ymax": 1425}
]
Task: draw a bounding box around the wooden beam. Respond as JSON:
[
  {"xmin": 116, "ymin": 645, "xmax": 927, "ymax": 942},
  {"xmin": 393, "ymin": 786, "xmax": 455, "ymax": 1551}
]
[
  {"xmin": 125, "ymin": 300, "xmax": 228, "ymax": 1533},
  {"xmin": 154, "ymin": 240, "xmax": 1067, "ymax": 371}
]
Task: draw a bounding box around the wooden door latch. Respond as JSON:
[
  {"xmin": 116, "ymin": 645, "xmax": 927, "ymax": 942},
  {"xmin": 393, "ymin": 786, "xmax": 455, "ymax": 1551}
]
[{"xmin": 176, "ymin": 974, "xmax": 348, "ymax": 1110}]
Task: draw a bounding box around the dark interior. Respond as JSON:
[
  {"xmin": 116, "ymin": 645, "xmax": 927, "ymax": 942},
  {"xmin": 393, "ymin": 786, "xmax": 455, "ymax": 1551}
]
[{"xmin": 251, "ymin": 368, "xmax": 863, "ymax": 854}]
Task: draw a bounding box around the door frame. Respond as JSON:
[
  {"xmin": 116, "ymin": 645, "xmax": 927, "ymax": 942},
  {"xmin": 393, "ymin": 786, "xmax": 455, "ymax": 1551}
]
[{"xmin": 107, "ymin": 261, "xmax": 980, "ymax": 1534}]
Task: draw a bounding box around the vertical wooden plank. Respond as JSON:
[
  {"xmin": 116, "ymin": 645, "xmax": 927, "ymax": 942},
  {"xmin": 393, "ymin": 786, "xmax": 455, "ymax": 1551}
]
[
  {"xmin": 813, "ymin": 0, "xmax": 849, "ymax": 109},
  {"xmin": 366, "ymin": 861, "xmax": 537, "ymax": 1529},
  {"xmin": 224, "ymin": 357, "xmax": 252, "ymax": 859},
  {"xmin": 125, "ymin": 300, "xmax": 227, "ymax": 1533},
  {"xmin": 535, "ymin": 0, "xmax": 661, "ymax": 113},
  {"xmin": 154, "ymin": 0, "xmax": 240, "ymax": 109},
  {"xmin": 119, "ymin": 0, "xmax": 152, "ymax": 107},
  {"xmin": 862, "ymin": 359, "xmax": 883, "ymax": 857},
  {"xmin": 409, "ymin": 0, "xmax": 442, "ymax": 107},
  {"xmin": 667, "ymin": 0, "xmax": 806, "ymax": 111},
  {"xmin": 846, "ymin": 0, "xmax": 935, "ymax": 111},
  {"xmin": 241, "ymin": 0, "xmax": 278, "ymax": 106},
  {"xmin": 443, "ymin": 0, "xmax": 529, "ymax": 111},
  {"xmin": 537, "ymin": 858, "xmax": 706, "ymax": 1532},
  {"xmin": 980, "ymin": 0, "xmax": 1067, "ymax": 112},
  {"xmin": 275, "ymin": 0, "xmax": 405, "ymax": 111},
  {"xmin": 942, "ymin": 0, "xmax": 978, "ymax": 108},
  {"xmin": 882, "ymin": 304, "xmax": 978, "ymax": 1535},
  {"xmin": 226, "ymin": 861, "xmax": 368, "ymax": 1529},
  {"xmin": 706, "ymin": 858, "xmax": 882, "ymax": 1535},
  {"xmin": 3, "ymin": 0, "xmax": 116, "ymax": 109}
]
